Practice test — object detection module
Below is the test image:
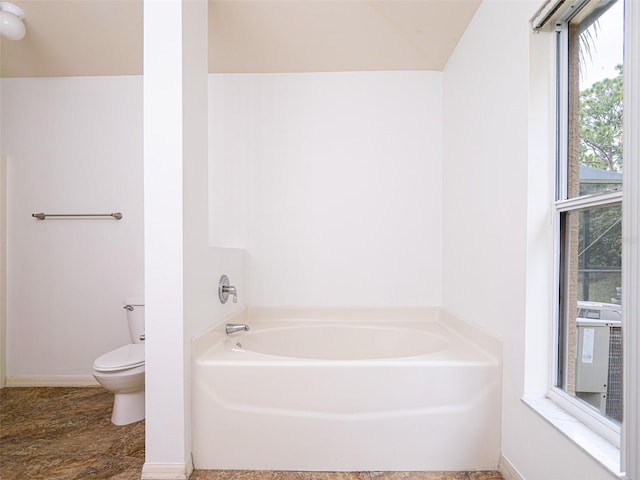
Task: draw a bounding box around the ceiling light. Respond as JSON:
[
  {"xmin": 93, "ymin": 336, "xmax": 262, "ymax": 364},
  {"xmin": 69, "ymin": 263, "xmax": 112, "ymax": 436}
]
[{"xmin": 0, "ymin": 2, "xmax": 26, "ymax": 41}]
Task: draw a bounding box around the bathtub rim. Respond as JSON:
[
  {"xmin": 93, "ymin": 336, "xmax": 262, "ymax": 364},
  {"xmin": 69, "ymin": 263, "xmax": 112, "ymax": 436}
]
[{"xmin": 193, "ymin": 306, "xmax": 501, "ymax": 364}]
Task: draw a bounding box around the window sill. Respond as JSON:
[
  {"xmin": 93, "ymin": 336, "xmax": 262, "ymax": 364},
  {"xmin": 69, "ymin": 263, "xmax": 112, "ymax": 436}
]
[{"xmin": 522, "ymin": 396, "xmax": 623, "ymax": 478}]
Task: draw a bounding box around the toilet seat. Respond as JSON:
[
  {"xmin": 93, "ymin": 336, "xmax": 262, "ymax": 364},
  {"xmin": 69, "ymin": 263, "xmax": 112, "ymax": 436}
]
[{"xmin": 94, "ymin": 344, "xmax": 145, "ymax": 372}]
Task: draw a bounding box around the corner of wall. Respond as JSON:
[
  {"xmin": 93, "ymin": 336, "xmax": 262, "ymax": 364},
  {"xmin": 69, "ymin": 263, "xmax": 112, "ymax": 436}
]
[{"xmin": 500, "ymin": 455, "xmax": 526, "ymax": 480}]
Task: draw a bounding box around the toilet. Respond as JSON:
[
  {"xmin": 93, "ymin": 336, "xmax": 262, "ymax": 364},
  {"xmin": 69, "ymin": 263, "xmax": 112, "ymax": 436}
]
[{"xmin": 93, "ymin": 298, "xmax": 145, "ymax": 426}]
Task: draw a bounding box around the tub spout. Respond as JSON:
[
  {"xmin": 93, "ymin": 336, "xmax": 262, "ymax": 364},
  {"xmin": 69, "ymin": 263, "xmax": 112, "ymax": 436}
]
[{"xmin": 226, "ymin": 323, "xmax": 249, "ymax": 335}]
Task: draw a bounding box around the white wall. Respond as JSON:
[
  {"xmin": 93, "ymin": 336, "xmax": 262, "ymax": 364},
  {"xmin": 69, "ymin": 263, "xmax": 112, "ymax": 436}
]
[
  {"xmin": 143, "ymin": 2, "xmax": 247, "ymax": 476},
  {"xmin": 143, "ymin": 0, "xmax": 200, "ymax": 473},
  {"xmin": 210, "ymin": 71, "xmax": 443, "ymax": 307},
  {"xmin": 1, "ymin": 76, "xmax": 143, "ymax": 381},
  {"xmin": 442, "ymin": 1, "xmax": 617, "ymax": 479},
  {"xmin": 1, "ymin": 154, "xmax": 6, "ymax": 387}
]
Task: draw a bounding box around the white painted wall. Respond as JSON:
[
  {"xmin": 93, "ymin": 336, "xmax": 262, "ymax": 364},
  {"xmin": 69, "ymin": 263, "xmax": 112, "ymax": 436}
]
[
  {"xmin": 442, "ymin": 1, "xmax": 617, "ymax": 479},
  {"xmin": 143, "ymin": 0, "xmax": 194, "ymax": 473},
  {"xmin": 1, "ymin": 76, "xmax": 143, "ymax": 380},
  {"xmin": 210, "ymin": 71, "xmax": 443, "ymax": 307},
  {"xmin": 0, "ymin": 154, "xmax": 6, "ymax": 387},
  {"xmin": 143, "ymin": 1, "xmax": 247, "ymax": 476}
]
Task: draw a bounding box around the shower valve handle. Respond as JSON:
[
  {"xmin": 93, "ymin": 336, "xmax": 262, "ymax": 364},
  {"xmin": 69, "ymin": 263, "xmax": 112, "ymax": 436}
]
[{"xmin": 218, "ymin": 275, "xmax": 238, "ymax": 304}]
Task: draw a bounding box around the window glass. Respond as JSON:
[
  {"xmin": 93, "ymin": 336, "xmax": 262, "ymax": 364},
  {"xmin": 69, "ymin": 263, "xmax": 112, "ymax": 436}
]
[
  {"xmin": 559, "ymin": 205, "xmax": 623, "ymax": 423},
  {"xmin": 566, "ymin": 0, "xmax": 624, "ymax": 199},
  {"xmin": 557, "ymin": 0, "xmax": 624, "ymax": 426}
]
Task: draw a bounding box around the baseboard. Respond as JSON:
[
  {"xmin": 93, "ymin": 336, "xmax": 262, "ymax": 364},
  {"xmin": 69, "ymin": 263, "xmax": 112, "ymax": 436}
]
[
  {"xmin": 5, "ymin": 375, "xmax": 100, "ymax": 387},
  {"xmin": 141, "ymin": 455, "xmax": 194, "ymax": 480},
  {"xmin": 500, "ymin": 455, "xmax": 525, "ymax": 480}
]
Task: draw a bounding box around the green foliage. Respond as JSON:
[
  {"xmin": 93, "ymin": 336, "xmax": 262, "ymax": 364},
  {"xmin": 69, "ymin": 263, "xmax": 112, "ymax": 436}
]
[
  {"xmin": 577, "ymin": 67, "xmax": 623, "ymax": 300},
  {"xmin": 579, "ymin": 64, "xmax": 623, "ymax": 172},
  {"xmin": 579, "ymin": 205, "xmax": 622, "ymax": 268}
]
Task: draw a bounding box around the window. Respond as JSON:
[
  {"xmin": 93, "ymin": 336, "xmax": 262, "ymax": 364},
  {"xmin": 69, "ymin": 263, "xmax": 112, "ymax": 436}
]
[{"xmin": 554, "ymin": 0, "xmax": 624, "ymax": 437}]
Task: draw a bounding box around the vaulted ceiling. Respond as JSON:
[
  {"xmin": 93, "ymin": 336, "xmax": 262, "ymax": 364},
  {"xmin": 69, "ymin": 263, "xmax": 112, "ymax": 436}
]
[{"xmin": 0, "ymin": 0, "xmax": 481, "ymax": 78}]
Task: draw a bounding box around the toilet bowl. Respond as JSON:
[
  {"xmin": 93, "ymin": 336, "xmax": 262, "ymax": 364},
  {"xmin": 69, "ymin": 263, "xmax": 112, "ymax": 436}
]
[{"xmin": 93, "ymin": 299, "xmax": 145, "ymax": 426}]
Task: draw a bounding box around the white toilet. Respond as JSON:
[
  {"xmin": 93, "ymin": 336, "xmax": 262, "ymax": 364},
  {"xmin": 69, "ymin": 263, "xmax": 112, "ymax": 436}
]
[{"xmin": 93, "ymin": 298, "xmax": 145, "ymax": 426}]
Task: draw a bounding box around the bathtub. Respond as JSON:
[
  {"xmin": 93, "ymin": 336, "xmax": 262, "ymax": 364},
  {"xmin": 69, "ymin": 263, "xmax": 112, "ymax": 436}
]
[{"xmin": 192, "ymin": 307, "xmax": 501, "ymax": 471}]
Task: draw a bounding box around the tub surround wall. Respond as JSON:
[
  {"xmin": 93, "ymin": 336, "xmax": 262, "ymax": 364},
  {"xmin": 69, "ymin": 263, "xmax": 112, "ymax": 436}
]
[
  {"xmin": 209, "ymin": 71, "xmax": 443, "ymax": 307},
  {"xmin": 1, "ymin": 76, "xmax": 144, "ymax": 384}
]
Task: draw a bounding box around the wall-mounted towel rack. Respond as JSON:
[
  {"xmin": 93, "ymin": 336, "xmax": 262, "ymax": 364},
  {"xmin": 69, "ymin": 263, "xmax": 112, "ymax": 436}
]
[{"xmin": 32, "ymin": 212, "xmax": 123, "ymax": 220}]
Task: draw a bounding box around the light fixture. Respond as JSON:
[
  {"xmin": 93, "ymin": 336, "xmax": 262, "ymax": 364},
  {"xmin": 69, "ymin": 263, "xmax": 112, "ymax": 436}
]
[{"xmin": 0, "ymin": 2, "xmax": 26, "ymax": 41}]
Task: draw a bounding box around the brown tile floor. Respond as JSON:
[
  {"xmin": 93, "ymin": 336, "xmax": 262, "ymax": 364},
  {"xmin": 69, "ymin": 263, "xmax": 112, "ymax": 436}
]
[
  {"xmin": 0, "ymin": 387, "xmax": 144, "ymax": 480},
  {"xmin": 1, "ymin": 388, "xmax": 503, "ymax": 480}
]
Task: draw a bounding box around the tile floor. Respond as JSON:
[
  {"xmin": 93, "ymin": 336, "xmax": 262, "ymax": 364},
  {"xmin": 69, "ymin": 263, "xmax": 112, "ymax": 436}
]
[
  {"xmin": 0, "ymin": 388, "xmax": 503, "ymax": 480},
  {"xmin": 0, "ymin": 387, "xmax": 144, "ymax": 479}
]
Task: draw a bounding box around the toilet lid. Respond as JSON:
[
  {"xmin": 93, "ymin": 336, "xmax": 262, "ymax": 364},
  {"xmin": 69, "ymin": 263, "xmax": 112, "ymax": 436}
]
[{"xmin": 94, "ymin": 344, "xmax": 145, "ymax": 372}]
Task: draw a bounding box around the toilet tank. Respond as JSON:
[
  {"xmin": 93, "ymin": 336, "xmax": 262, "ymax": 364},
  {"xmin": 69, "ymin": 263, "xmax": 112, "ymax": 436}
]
[{"xmin": 124, "ymin": 297, "xmax": 145, "ymax": 344}]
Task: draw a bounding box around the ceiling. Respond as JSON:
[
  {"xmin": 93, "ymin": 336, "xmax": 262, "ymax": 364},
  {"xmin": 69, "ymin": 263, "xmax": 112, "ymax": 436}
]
[{"xmin": 0, "ymin": 0, "xmax": 481, "ymax": 78}]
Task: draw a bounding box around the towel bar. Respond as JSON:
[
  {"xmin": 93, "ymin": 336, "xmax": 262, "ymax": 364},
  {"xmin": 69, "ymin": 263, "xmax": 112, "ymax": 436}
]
[{"xmin": 32, "ymin": 212, "xmax": 123, "ymax": 220}]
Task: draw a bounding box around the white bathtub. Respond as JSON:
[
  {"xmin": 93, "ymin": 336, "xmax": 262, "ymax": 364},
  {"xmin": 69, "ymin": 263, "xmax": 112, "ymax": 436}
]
[{"xmin": 192, "ymin": 307, "xmax": 501, "ymax": 471}]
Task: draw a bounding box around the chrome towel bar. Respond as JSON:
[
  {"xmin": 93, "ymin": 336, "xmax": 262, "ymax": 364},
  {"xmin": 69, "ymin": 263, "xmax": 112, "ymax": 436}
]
[{"xmin": 32, "ymin": 212, "xmax": 123, "ymax": 220}]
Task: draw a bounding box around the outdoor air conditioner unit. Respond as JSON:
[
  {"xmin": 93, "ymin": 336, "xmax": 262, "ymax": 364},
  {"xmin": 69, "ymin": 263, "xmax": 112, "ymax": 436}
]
[{"xmin": 575, "ymin": 302, "xmax": 622, "ymax": 421}]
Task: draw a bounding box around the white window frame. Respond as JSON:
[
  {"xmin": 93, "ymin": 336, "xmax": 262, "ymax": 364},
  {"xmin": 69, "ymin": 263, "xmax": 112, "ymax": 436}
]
[
  {"xmin": 621, "ymin": 3, "xmax": 639, "ymax": 479},
  {"xmin": 552, "ymin": 0, "xmax": 624, "ymax": 448}
]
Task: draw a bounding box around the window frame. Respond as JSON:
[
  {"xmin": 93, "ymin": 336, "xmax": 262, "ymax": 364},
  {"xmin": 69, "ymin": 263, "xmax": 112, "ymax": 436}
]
[
  {"xmin": 530, "ymin": 1, "xmax": 638, "ymax": 476},
  {"xmin": 552, "ymin": 0, "xmax": 624, "ymax": 449}
]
